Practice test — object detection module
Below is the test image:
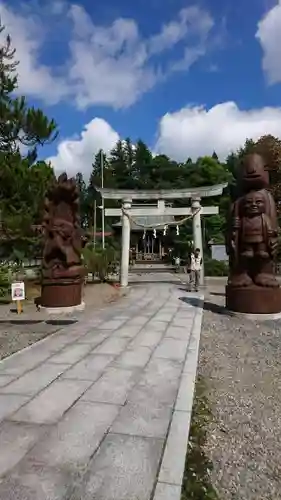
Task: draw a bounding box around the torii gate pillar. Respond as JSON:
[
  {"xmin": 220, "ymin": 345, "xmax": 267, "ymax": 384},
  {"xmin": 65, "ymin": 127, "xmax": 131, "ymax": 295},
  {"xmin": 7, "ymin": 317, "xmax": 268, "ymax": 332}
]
[
  {"xmin": 120, "ymin": 199, "xmax": 131, "ymax": 287},
  {"xmin": 191, "ymin": 197, "xmax": 204, "ymax": 285}
]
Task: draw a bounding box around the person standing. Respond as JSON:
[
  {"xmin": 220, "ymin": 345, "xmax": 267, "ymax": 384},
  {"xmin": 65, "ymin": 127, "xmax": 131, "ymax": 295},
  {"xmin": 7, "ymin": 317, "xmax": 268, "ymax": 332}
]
[{"xmin": 189, "ymin": 248, "xmax": 202, "ymax": 292}]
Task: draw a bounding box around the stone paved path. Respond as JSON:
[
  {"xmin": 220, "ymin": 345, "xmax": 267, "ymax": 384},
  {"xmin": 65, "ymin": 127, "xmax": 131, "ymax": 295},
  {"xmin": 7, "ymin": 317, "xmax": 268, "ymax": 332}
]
[{"xmin": 0, "ymin": 284, "xmax": 203, "ymax": 500}]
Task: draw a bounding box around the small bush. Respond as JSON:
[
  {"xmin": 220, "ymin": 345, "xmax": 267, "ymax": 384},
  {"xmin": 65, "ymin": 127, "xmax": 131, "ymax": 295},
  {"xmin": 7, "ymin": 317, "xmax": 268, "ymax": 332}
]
[
  {"xmin": 0, "ymin": 265, "xmax": 11, "ymax": 299},
  {"xmin": 204, "ymin": 258, "xmax": 228, "ymax": 277},
  {"xmin": 83, "ymin": 244, "xmax": 118, "ymax": 281}
]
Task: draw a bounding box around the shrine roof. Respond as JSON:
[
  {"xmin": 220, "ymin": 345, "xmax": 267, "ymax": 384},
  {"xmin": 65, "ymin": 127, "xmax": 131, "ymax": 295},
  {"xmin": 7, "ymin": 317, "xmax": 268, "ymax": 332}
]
[{"xmin": 95, "ymin": 183, "xmax": 227, "ymax": 200}]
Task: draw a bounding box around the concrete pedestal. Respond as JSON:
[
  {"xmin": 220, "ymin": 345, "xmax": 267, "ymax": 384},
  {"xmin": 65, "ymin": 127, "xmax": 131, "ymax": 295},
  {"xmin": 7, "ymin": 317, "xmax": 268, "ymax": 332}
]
[
  {"xmin": 226, "ymin": 285, "xmax": 281, "ymax": 314},
  {"xmin": 41, "ymin": 301, "xmax": 85, "ymax": 315}
]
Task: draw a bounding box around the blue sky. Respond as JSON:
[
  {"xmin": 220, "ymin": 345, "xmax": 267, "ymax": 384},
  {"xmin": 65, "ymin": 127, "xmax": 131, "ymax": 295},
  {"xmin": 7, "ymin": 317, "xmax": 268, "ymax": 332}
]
[{"xmin": 1, "ymin": 0, "xmax": 281, "ymax": 178}]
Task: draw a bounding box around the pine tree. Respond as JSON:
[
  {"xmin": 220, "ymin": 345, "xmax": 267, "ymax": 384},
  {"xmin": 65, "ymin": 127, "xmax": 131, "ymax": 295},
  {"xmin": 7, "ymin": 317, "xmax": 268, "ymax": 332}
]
[
  {"xmin": 134, "ymin": 140, "xmax": 153, "ymax": 188},
  {"xmin": 0, "ymin": 20, "xmax": 57, "ymax": 158},
  {"xmin": 0, "ymin": 21, "xmax": 58, "ymax": 259},
  {"xmin": 109, "ymin": 140, "xmax": 134, "ymax": 189}
]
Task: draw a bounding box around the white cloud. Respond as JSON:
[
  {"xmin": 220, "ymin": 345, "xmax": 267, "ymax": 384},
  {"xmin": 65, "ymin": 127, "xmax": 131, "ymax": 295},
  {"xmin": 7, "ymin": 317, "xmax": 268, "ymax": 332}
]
[
  {"xmin": 0, "ymin": 3, "xmax": 68, "ymax": 104},
  {"xmin": 47, "ymin": 118, "xmax": 119, "ymax": 179},
  {"xmin": 155, "ymin": 101, "xmax": 281, "ymax": 160},
  {"xmin": 0, "ymin": 1, "xmax": 215, "ymax": 109},
  {"xmin": 48, "ymin": 102, "xmax": 281, "ymax": 178},
  {"xmin": 256, "ymin": 0, "xmax": 281, "ymax": 84}
]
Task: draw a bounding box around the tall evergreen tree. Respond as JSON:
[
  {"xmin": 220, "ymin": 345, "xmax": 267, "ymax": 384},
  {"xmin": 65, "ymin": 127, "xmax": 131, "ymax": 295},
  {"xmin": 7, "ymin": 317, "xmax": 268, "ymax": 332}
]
[
  {"xmin": 0, "ymin": 21, "xmax": 58, "ymax": 258},
  {"xmin": 109, "ymin": 140, "xmax": 133, "ymax": 188},
  {"xmin": 134, "ymin": 140, "xmax": 153, "ymax": 188},
  {"xmin": 0, "ymin": 21, "xmax": 57, "ymax": 158}
]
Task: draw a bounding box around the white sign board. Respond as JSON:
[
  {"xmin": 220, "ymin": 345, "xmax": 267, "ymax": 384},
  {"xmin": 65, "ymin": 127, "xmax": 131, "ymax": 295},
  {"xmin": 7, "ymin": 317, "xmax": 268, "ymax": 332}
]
[
  {"xmin": 11, "ymin": 282, "xmax": 25, "ymax": 301},
  {"xmin": 211, "ymin": 245, "xmax": 228, "ymax": 262}
]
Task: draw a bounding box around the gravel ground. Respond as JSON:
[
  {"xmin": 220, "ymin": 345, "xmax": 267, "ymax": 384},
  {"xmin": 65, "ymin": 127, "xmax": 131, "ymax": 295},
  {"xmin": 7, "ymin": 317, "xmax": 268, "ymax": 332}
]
[
  {"xmin": 200, "ymin": 285, "xmax": 281, "ymax": 500},
  {"xmin": 0, "ymin": 283, "xmax": 122, "ymax": 361}
]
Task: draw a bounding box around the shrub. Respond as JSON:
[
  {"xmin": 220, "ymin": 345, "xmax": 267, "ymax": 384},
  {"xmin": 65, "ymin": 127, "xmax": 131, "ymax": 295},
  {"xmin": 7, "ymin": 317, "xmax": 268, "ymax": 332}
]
[
  {"xmin": 0, "ymin": 264, "xmax": 11, "ymax": 301},
  {"xmin": 83, "ymin": 244, "xmax": 118, "ymax": 281},
  {"xmin": 204, "ymin": 258, "xmax": 228, "ymax": 277}
]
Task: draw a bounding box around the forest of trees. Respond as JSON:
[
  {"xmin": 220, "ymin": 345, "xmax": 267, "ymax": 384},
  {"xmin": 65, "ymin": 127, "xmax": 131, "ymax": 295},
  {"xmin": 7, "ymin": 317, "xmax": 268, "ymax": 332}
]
[{"xmin": 1, "ymin": 20, "xmax": 281, "ymax": 262}]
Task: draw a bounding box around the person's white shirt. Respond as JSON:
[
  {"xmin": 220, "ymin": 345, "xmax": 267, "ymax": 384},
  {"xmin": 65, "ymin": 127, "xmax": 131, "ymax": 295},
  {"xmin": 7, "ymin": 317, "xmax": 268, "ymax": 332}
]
[{"xmin": 190, "ymin": 253, "xmax": 202, "ymax": 271}]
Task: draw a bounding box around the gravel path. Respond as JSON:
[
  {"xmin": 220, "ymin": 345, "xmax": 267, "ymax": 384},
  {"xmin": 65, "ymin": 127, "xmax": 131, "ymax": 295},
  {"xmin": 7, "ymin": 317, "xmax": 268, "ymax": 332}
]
[{"xmin": 200, "ymin": 286, "xmax": 281, "ymax": 500}]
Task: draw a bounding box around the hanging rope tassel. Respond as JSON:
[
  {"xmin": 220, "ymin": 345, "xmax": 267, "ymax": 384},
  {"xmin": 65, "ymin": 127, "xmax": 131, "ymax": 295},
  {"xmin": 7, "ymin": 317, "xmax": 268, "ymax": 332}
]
[
  {"xmin": 153, "ymin": 228, "xmax": 156, "ymax": 238},
  {"xmin": 176, "ymin": 225, "xmax": 179, "ymax": 236}
]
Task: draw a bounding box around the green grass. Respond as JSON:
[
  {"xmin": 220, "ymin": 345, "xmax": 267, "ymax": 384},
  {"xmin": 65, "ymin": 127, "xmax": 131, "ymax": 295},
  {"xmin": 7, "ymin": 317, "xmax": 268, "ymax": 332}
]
[{"xmin": 181, "ymin": 376, "xmax": 219, "ymax": 500}]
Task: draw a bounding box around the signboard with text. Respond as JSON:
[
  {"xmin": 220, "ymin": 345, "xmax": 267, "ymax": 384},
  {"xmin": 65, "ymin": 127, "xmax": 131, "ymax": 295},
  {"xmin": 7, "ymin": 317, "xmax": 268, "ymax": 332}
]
[
  {"xmin": 211, "ymin": 245, "xmax": 228, "ymax": 262},
  {"xmin": 11, "ymin": 282, "xmax": 25, "ymax": 301}
]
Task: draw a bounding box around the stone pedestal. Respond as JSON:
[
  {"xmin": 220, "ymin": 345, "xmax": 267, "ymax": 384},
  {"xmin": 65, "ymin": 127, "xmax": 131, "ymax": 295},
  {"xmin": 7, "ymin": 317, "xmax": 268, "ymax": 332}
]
[
  {"xmin": 226, "ymin": 285, "xmax": 281, "ymax": 314},
  {"xmin": 41, "ymin": 279, "xmax": 83, "ymax": 308}
]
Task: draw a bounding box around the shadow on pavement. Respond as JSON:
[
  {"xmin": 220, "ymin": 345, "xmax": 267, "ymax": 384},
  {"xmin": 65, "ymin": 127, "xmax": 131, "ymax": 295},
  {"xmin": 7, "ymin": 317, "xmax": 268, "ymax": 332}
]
[
  {"xmin": 0, "ymin": 319, "xmax": 78, "ymax": 325},
  {"xmin": 46, "ymin": 319, "xmax": 78, "ymax": 326},
  {"xmin": 179, "ymin": 296, "xmax": 234, "ymax": 317}
]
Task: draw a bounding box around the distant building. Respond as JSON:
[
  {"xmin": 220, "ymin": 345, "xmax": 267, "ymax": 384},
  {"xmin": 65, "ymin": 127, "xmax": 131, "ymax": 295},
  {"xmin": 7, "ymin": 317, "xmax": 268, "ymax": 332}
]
[{"xmin": 112, "ymin": 204, "xmax": 178, "ymax": 261}]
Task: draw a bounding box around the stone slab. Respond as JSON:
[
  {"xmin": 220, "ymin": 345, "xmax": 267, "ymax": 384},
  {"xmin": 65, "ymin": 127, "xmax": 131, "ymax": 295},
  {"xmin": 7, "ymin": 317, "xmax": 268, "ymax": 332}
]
[
  {"xmin": 62, "ymin": 354, "xmax": 114, "ymax": 380},
  {"xmin": 47, "ymin": 343, "xmax": 93, "ymax": 364},
  {"xmin": 130, "ymin": 330, "xmax": 163, "ymax": 348},
  {"xmin": 165, "ymin": 325, "xmax": 192, "ymax": 341},
  {"xmin": 76, "ymin": 331, "xmax": 109, "ymax": 345},
  {"xmin": 126, "ymin": 316, "xmax": 148, "ymax": 326},
  {"xmin": 153, "ymin": 338, "xmax": 188, "ymax": 362},
  {"xmin": 171, "ymin": 317, "xmax": 192, "ymax": 327},
  {"xmin": 133, "ymin": 358, "xmax": 182, "ymax": 407},
  {"xmin": 158, "ymin": 410, "xmax": 191, "ymax": 485},
  {"xmin": 111, "ymin": 399, "xmax": 172, "ymax": 438},
  {"xmin": 153, "ymin": 482, "xmax": 182, "ymax": 500},
  {"xmin": 10, "ymin": 379, "xmax": 92, "ymax": 424},
  {"xmin": 113, "ymin": 346, "xmax": 152, "ymax": 369},
  {"xmin": 0, "ymin": 394, "xmax": 30, "ymax": 422},
  {"xmin": 27, "ymin": 401, "xmax": 120, "ymax": 469},
  {"xmin": 99, "ymin": 319, "xmax": 126, "ymax": 330},
  {"xmin": 82, "ymin": 367, "xmax": 138, "ymax": 405},
  {"xmin": 0, "ymin": 363, "xmax": 69, "ymax": 396},
  {"xmin": 93, "ymin": 337, "xmax": 130, "ymax": 355},
  {"xmin": 145, "ymin": 321, "xmax": 167, "ymax": 332},
  {"xmin": 72, "ymin": 433, "xmax": 164, "ymax": 500},
  {"xmin": 0, "ymin": 349, "xmax": 51, "ymax": 376},
  {"xmin": 113, "ymin": 325, "xmax": 143, "ymax": 338},
  {"xmin": 0, "ymin": 461, "xmax": 73, "ymax": 500},
  {"xmin": 0, "ymin": 421, "xmax": 47, "ymax": 477},
  {"xmin": 175, "ymin": 372, "xmax": 196, "ymax": 412},
  {"xmin": 0, "ymin": 375, "xmax": 15, "ymax": 388},
  {"xmin": 152, "ymin": 313, "xmax": 174, "ymax": 322}
]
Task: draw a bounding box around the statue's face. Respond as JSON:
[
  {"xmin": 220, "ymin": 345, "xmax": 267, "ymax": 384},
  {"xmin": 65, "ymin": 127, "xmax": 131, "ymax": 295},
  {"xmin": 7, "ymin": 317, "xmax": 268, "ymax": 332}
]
[
  {"xmin": 241, "ymin": 153, "xmax": 269, "ymax": 187},
  {"xmin": 52, "ymin": 219, "xmax": 73, "ymax": 238},
  {"xmin": 243, "ymin": 193, "xmax": 265, "ymax": 216}
]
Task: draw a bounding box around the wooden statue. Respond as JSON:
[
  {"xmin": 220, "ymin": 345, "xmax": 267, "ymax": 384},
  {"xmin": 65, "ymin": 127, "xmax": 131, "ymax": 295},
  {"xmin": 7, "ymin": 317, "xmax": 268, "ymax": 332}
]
[
  {"xmin": 40, "ymin": 173, "xmax": 84, "ymax": 308},
  {"xmin": 226, "ymin": 153, "xmax": 281, "ymax": 314}
]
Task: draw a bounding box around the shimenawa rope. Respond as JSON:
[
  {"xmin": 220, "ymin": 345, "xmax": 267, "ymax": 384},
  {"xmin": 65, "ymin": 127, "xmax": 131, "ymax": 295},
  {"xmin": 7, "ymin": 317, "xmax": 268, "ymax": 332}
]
[{"xmin": 121, "ymin": 206, "xmax": 201, "ymax": 229}]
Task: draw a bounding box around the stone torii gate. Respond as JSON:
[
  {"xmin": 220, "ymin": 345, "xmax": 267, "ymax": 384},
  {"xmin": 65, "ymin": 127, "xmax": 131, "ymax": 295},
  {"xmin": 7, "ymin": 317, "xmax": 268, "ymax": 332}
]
[{"xmin": 96, "ymin": 184, "xmax": 227, "ymax": 287}]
